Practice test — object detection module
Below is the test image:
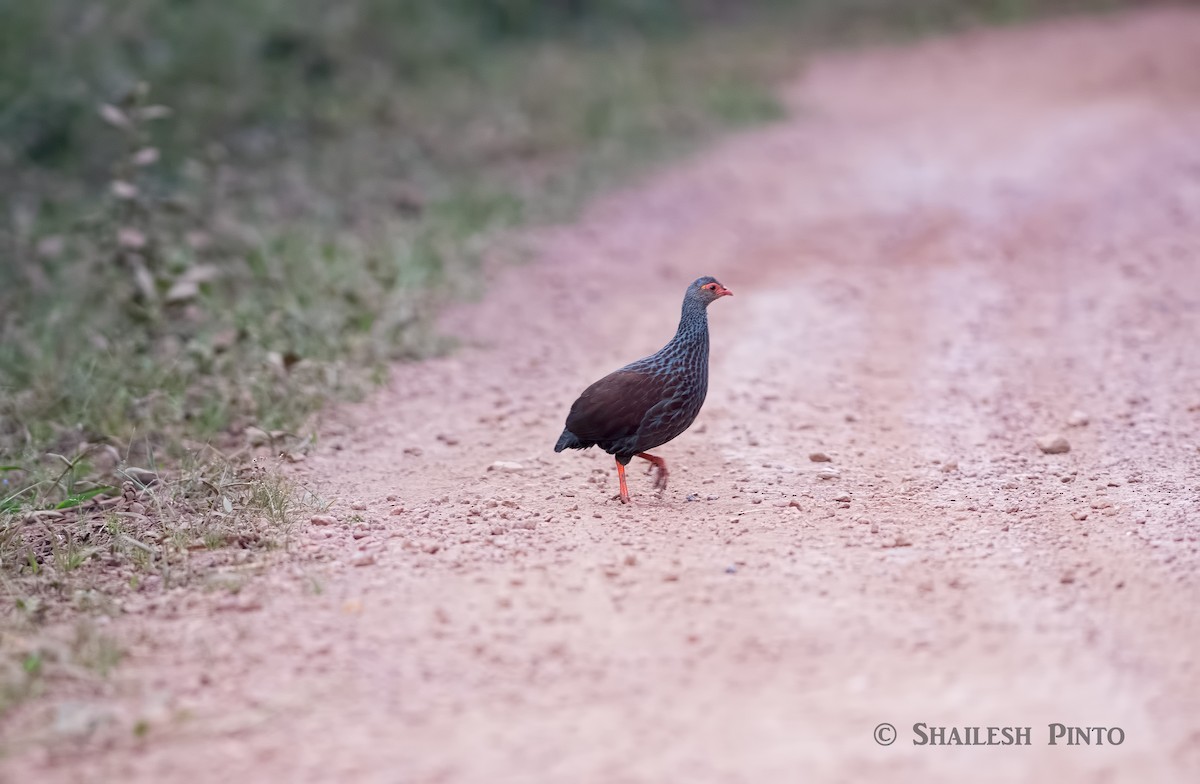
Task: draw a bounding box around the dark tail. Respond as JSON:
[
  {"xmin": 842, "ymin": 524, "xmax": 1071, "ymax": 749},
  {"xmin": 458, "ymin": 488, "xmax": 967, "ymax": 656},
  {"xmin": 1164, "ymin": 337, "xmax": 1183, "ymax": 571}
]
[{"xmin": 554, "ymin": 429, "xmax": 588, "ymax": 452}]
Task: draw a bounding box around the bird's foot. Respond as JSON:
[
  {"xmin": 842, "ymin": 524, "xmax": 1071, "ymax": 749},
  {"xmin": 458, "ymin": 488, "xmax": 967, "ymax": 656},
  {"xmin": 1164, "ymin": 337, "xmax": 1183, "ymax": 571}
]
[
  {"xmin": 614, "ymin": 460, "xmax": 632, "ymax": 503},
  {"xmin": 611, "ymin": 492, "xmax": 631, "ymax": 504},
  {"xmin": 636, "ymin": 452, "xmax": 669, "ymax": 493}
]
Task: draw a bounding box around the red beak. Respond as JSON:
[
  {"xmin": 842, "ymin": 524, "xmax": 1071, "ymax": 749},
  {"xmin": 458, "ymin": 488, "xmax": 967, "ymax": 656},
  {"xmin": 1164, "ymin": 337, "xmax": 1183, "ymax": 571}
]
[{"xmin": 718, "ymin": 286, "xmax": 733, "ymax": 297}]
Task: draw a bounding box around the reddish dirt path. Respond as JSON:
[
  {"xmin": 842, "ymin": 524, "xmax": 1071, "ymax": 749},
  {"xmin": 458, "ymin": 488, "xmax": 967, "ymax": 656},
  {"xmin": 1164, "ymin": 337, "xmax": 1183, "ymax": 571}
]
[{"xmin": 6, "ymin": 7, "xmax": 1200, "ymax": 782}]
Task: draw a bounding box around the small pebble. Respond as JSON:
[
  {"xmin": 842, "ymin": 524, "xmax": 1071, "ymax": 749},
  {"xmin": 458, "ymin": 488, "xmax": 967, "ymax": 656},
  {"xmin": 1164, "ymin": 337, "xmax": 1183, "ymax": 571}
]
[
  {"xmin": 1066, "ymin": 410, "xmax": 1090, "ymax": 427},
  {"xmin": 125, "ymin": 467, "xmax": 159, "ymax": 486},
  {"xmin": 310, "ymin": 514, "xmax": 337, "ymax": 526},
  {"xmin": 1036, "ymin": 434, "xmax": 1071, "ymax": 454},
  {"xmin": 808, "ymin": 452, "xmax": 832, "ymax": 463},
  {"xmin": 350, "ymin": 552, "xmax": 376, "ymax": 567},
  {"xmin": 488, "ymin": 461, "xmax": 525, "ymax": 473},
  {"xmin": 817, "ymin": 468, "xmax": 840, "ymax": 480}
]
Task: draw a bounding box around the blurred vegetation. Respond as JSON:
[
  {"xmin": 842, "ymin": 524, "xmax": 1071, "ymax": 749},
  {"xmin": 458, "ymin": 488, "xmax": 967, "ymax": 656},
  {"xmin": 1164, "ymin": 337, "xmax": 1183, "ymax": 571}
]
[
  {"xmin": 0, "ymin": 1, "xmax": 797, "ymax": 468},
  {"xmin": 0, "ymin": 0, "xmax": 1136, "ymax": 575}
]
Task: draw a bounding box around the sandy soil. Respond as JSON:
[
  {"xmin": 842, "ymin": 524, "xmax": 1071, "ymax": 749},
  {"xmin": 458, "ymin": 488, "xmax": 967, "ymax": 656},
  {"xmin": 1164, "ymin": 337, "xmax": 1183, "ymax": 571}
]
[{"xmin": 5, "ymin": 7, "xmax": 1200, "ymax": 782}]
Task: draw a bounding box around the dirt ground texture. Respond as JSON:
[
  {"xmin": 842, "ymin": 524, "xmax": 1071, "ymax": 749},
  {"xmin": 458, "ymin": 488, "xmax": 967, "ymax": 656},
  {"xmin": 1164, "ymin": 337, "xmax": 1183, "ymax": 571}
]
[{"xmin": 5, "ymin": 7, "xmax": 1200, "ymax": 782}]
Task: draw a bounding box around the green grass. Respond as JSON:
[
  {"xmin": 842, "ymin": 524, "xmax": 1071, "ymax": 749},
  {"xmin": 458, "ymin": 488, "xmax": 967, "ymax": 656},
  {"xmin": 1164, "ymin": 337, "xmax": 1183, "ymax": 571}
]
[{"xmin": 1, "ymin": 7, "xmax": 798, "ymax": 467}]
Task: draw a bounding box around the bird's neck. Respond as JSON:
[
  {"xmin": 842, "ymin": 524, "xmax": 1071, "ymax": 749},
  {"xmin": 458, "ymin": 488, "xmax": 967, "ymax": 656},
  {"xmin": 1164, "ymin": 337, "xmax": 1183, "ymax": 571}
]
[
  {"xmin": 662, "ymin": 301, "xmax": 709, "ymax": 358},
  {"xmin": 675, "ymin": 300, "xmax": 708, "ymax": 340}
]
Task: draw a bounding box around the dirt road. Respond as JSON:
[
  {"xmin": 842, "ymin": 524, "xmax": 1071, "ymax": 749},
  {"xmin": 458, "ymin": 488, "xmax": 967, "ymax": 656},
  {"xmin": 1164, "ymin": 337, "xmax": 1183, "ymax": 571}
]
[{"xmin": 7, "ymin": 7, "xmax": 1200, "ymax": 782}]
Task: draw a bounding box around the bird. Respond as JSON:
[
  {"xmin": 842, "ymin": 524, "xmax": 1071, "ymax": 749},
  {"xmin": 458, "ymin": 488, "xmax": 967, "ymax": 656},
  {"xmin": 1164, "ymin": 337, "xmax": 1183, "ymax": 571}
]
[{"xmin": 554, "ymin": 276, "xmax": 732, "ymax": 503}]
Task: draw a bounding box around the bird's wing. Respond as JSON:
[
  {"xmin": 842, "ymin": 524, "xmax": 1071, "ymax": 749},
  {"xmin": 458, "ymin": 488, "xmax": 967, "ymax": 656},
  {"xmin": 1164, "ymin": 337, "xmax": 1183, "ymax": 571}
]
[{"xmin": 564, "ymin": 369, "xmax": 671, "ymax": 443}]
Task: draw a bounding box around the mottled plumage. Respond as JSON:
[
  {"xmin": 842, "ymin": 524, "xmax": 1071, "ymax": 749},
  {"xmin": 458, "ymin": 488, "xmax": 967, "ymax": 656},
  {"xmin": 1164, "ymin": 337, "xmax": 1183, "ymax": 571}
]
[{"xmin": 555, "ymin": 276, "xmax": 732, "ymax": 503}]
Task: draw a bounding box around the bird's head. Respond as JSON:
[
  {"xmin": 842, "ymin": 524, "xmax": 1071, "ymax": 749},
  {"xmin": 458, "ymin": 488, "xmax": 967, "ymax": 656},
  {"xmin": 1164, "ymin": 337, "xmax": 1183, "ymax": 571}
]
[{"xmin": 689, "ymin": 276, "xmax": 733, "ymax": 305}]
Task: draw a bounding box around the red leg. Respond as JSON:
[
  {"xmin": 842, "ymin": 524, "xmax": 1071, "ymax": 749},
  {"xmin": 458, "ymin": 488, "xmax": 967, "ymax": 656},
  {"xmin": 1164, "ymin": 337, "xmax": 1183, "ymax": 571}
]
[
  {"xmin": 615, "ymin": 459, "xmax": 631, "ymax": 504},
  {"xmin": 636, "ymin": 452, "xmax": 669, "ymax": 491}
]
